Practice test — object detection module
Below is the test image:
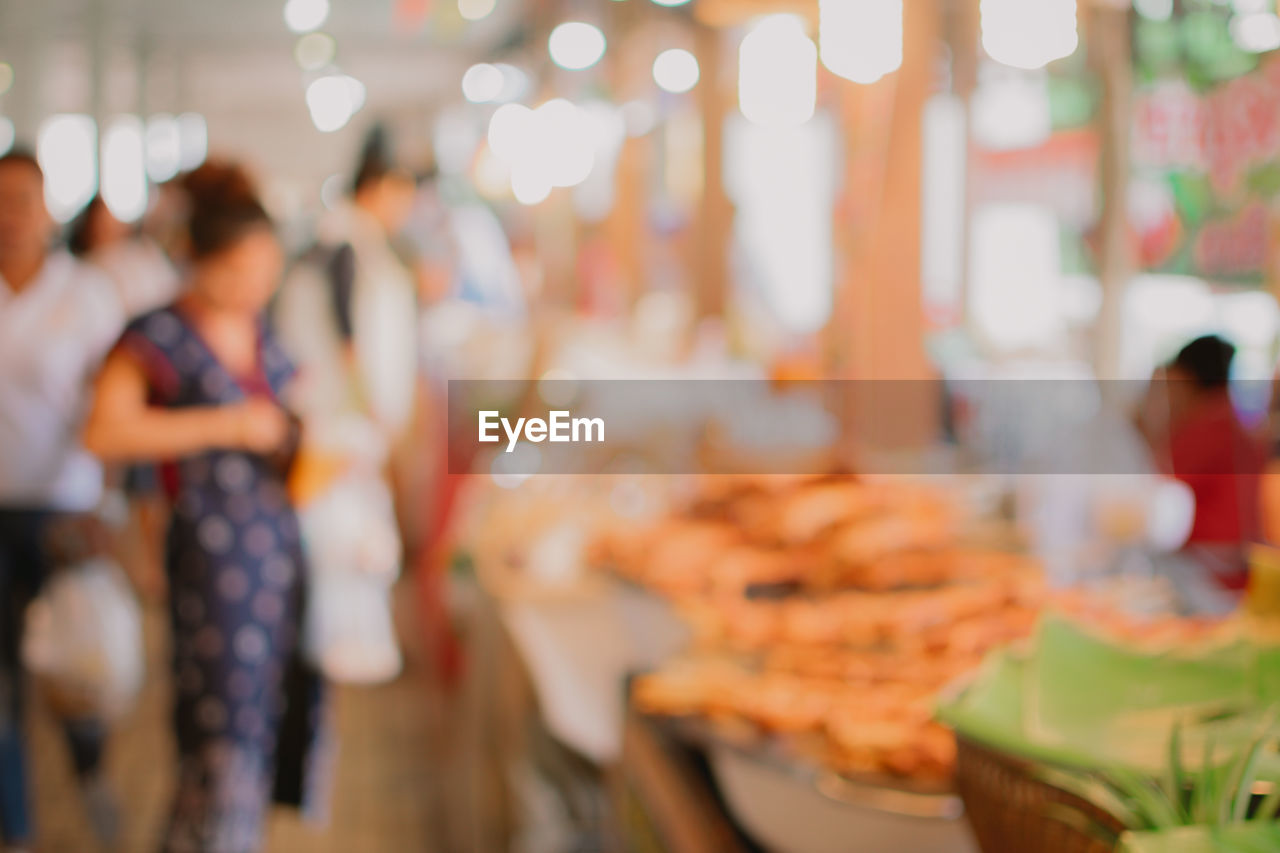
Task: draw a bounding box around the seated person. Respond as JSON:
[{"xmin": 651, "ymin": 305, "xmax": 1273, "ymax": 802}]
[{"xmin": 1139, "ymin": 335, "xmax": 1265, "ymax": 591}]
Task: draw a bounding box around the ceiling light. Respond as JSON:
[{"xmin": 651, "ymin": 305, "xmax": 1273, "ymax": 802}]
[
  {"xmin": 284, "ymin": 0, "xmax": 330, "ymax": 33},
  {"xmin": 652, "ymin": 48, "xmax": 700, "ymax": 93},
  {"xmin": 549, "ymin": 22, "xmax": 607, "ymax": 71}
]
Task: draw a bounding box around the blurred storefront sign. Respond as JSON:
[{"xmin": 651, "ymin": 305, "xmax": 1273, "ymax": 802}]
[
  {"xmin": 972, "ymin": 128, "xmax": 1099, "ymax": 226},
  {"xmin": 1131, "ymin": 56, "xmax": 1280, "ymax": 283}
]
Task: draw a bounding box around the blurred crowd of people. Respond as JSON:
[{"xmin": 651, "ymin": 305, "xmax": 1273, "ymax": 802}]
[{"xmin": 0, "ymin": 139, "xmax": 444, "ymax": 853}]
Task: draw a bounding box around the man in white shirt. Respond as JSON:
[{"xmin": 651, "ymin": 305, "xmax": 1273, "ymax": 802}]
[
  {"xmin": 0, "ymin": 149, "xmax": 126, "ymax": 850},
  {"xmin": 273, "ymin": 152, "xmax": 419, "ymax": 685}
]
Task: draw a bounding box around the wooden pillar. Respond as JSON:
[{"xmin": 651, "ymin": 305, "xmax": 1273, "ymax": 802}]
[
  {"xmin": 953, "ymin": 0, "xmax": 981, "ymax": 332},
  {"xmin": 609, "ymin": 138, "xmax": 649, "ymax": 307},
  {"xmin": 831, "ymin": 0, "xmax": 937, "ymax": 382},
  {"xmin": 536, "ymin": 193, "xmax": 579, "ymax": 307},
  {"xmin": 826, "ymin": 0, "xmax": 940, "ymax": 451},
  {"xmin": 604, "ymin": 1, "xmax": 655, "ymax": 310},
  {"xmin": 1090, "ymin": 3, "xmax": 1133, "ymax": 380},
  {"xmin": 692, "ymin": 24, "xmax": 732, "ymax": 323}
]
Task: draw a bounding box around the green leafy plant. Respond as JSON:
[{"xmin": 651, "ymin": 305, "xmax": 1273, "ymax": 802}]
[{"xmin": 1039, "ymin": 712, "xmax": 1280, "ymax": 848}]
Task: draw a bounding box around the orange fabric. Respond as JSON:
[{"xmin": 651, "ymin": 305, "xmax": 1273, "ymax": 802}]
[{"xmin": 286, "ymin": 449, "xmax": 351, "ymax": 508}]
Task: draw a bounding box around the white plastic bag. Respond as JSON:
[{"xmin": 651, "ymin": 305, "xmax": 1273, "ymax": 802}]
[
  {"xmin": 299, "ymin": 469, "xmax": 403, "ymax": 685},
  {"xmin": 22, "ymin": 558, "xmax": 145, "ymax": 720}
]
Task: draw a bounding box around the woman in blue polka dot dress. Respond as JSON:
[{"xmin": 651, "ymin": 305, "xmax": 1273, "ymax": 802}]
[{"xmin": 84, "ymin": 163, "xmax": 329, "ymax": 853}]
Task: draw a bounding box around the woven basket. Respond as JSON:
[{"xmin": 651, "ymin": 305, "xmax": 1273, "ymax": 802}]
[{"xmin": 955, "ymin": 736, "xmax": 1125, "ymax": 853}]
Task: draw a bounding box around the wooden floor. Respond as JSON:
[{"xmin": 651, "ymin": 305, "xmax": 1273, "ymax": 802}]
[{"xmin": 26, "ymin": 582, "xmax": 478, "ymax": 853}]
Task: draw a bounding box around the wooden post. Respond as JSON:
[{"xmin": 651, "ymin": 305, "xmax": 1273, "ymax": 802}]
[
  {"xmin": 692, "ymin": 23, "xmax": 732, "ymax": 323},
  {"xmin": 826, "ymin": 0, "xmax": 940, "ymax": 451},
  {"xmin": 953, "ymin": 0, "xmax": 982, "ymax": 332},
  {"xmin": 604, "ymin": 0, "xmax": 656, "ymax": 311},
  {"xmin": 831, "ymin": 0, "xmax": 937, "ymax": 381},
  {"xmin": 1090, "ymin": 2, "xmax": 1134, "ymax": 380}
]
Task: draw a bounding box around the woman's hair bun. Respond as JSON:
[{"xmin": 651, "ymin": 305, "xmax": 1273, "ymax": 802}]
[
  {"xmin": 181, "ymin": 160, "xmax": 272, "ymax": 259},
  {"xmin": 181, "ymin": 161, "xmax": 255, "ymax": 204}
]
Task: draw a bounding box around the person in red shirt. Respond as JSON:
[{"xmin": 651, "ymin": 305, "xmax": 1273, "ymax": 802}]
[{"xmin": 1141, "ymin": 335, "xmax": 1265, "ymax": 590}]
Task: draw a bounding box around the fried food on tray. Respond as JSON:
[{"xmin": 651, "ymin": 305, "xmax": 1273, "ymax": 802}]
[
  {"xmin": 678, "ymin": 595, "xmax": 782, "ymax": 650},
  {"xmin": 760, "ymin": 646, "xmax": 985, "ymax": 689},
  {"xmin": 611, "ymin": 474, "xmax": 1222, "ymax": 786},
  {"xmin": 589, "ymin": 475, "xmax": 1036, "ymax": 597},
  {"xmin": 635, "ymin": 659, "xmax": 963, "ymax": 779},
  {"xmin": 732, "ymin": 674, "xmax": 849, "ymax": 733},
  {"xmin": 688, "ymin": 581, "xmax": 1024, "ymax": 651},
  {"xmin": 768, "ymin": 481, "xmax": 888, "ymax": 545},
  {"xmin": 631, "ymin": 658, "xmax": 747, "ymax": 718},
  {"xmin": 609, "ymin": 519, "xmax": 741, "ymax": 596},
  {"xmin": 707, "ymin": 545, "xmax": 816, "ymax": 592},
  {"xmin": 808, "ymin": 547, "xmax": 1039, "ymax": 593},
  {"xmin": 819, "ymin": 509, "xmax": 959, "ymax": 577}
]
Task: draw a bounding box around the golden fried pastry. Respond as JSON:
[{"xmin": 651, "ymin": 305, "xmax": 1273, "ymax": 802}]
[
  {"xmin": 632, "ymin": 659, "xmax": 747, "ymax": 717},
  {"xmin": 730, "ymin": 674, "xmax": 847, "ymax": 733},
  {"xmin": 780, "ymin": 598, "xmax": 862, "ymax": 646},
  {"xmin": 708, "ymin": 545, "xmax": 812, "ymax": 593},
  {"xmin": 813, "ymin": 547, "xmax": 1040, "ymax": 593},
  {"xmin": 770, "ymin": 482, "xmax": 886, "ymax": 546},
  {"xmin": 633, "ymin": 520, "xmax": 741, "ymax": 597},
  {"xmin": 822, "ymin": 510, "xmax": 958, "ymax": 575},
  {"xmin": 608, "ymin": 475, "xmax": 1228, "ymax": 785},
  {"xmin": 707, "ymin": 597, "xmax": 784, "ymax": 650}
]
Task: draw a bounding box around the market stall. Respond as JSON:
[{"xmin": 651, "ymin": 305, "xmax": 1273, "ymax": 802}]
[{"xmin": 451, "ymin": 456, "xmax": 1258, "ymax": 852}]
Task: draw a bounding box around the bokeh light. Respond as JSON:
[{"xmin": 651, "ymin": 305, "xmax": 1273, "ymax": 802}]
[
  {"xmin": 306, "ymin": 75, "xmax": 364, "ymax": 132},
  {"xmin": 1230, "ymin": 12, "xmax": 1280, "ymax": 53},
  {"xmin": 980, "ymin": 0, "xmax": 1078, "ymax": 70},
  {"xmin": 488, "ymin": 99, "xmax": 599, "ymax": 205},
  {"xmin": 177, "ymin": 112, "xmax": 208, "ymax": 170},
  {"xmin": 738, "ymin": 15, "xmax": 817, "ymax": 127},
  {"xmin": 144, "ymin": 114, "xmax": 180, "ymax": 182},
  {"xmin": 1135, "ymin": 0, "xmax": 1173, "ymax": 21},
  {"xmin": 652, "ymin": 48, "xmax": 700, "ymax": 93},
  {"xmin": 487, "ymin": 103, "xmax": 534, "ymax": 162},
  {"xmin": 283, "ymin": 0, "xmax": 330, "ymax": 34},
  {"xmin": 819, "ymin": 0, "xmax": 903, "ymax": 84},
  {"xmin": 101, "ymin": 116, "xmax": 148, "ymax": 223},
  {"xmin": 549, "ymin": 22, "xmax": 607, "ymax": 71},
  {"xmin": 294, "ymin": 32, "xmax": 336, "ymax": 70},
  {"xmin": 458, "ymin": 0, "xmax": 496, "ymax": 21},
  {"xmin": 462, "ymin": 63, "xmax": 505, "ymax": 103},
  {"xmin": 493, "ymin": 64, "xmax": 531, "ymax": 103},
  {"xmin": 37, "ymin": 114, "xmax": 97, "ymax": 223}
]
